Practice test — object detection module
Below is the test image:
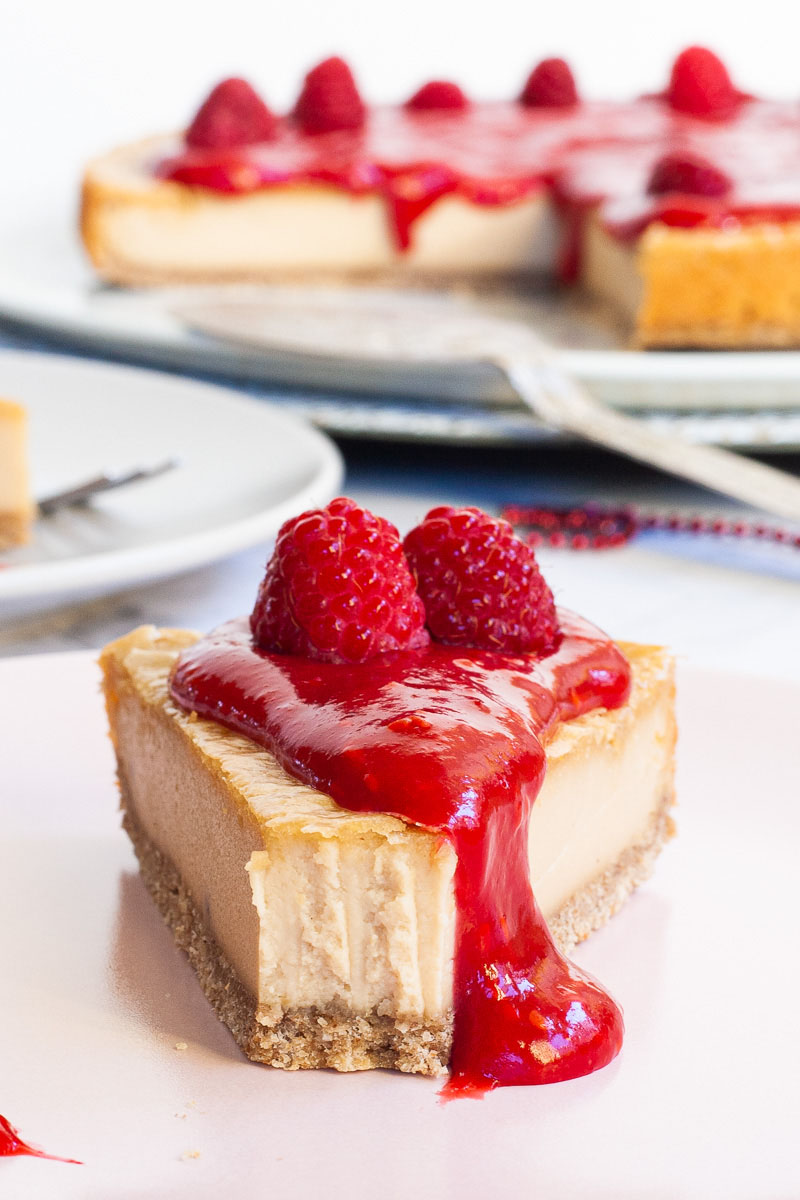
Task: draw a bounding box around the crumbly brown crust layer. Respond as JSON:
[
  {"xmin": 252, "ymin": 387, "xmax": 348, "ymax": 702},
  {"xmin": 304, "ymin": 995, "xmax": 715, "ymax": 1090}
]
[{"xmin": 121, "ymin": 771, "xmax": 674, "ymax": 1076}]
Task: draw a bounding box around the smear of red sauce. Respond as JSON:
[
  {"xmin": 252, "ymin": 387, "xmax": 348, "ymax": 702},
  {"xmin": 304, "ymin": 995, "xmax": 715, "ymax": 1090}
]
[
  {"xmin": 0, "ymin": 1114, "xmax": 80, "ymax": 1164},
  {"xmin": 156, "ymin": 98, "xmax": 800, "ymax": 259},
  {"xmin": 170, "ymin": 609, "xmax": 630, "ymax": 1095}
]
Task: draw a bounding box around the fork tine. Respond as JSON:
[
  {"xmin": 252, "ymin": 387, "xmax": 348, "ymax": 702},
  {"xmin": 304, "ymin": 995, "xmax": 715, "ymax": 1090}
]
[{"xmin": 37, "ymin": 459, "xmax": 179, "ymax": 516}]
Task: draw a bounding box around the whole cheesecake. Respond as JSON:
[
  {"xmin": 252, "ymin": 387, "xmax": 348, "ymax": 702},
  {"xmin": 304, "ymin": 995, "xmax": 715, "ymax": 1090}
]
[
  {"xmin": 101, "ymin": 499, "xmax": 676, "ymax": 1093},
  {"xmin": 80, "ymin": 48, "xmax": 800, "ymax": 347}
]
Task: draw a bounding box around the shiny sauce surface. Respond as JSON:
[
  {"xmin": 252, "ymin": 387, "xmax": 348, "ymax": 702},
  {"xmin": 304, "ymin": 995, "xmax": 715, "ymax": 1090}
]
[
  {"xmin": 156, "ymin": 99, "xmax": 800, "ymax": 253},
  {"xmin": 170, "ymin": 609, "xmax": 631, "ymax": 1094}
]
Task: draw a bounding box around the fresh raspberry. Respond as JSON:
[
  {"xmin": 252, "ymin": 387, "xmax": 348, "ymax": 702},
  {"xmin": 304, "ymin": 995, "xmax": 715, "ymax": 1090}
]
[
  {"xmin": 251, "ymin": 497, "xmax": 428, "ymax": 664},
  {"xmin": 519, "ymin": 58, "xmax": 579, "ymax": 108},
  {"xmin": 647, "ymin": 151, "xmax": 731, "ymax": 198},
  {"xmin": 403, "ymin": 507, "xmax": 561, "ymax": 655},
  {"xmin": 185, "ymin": 78, "xmax": 277, "ymax": 149},
  {"xmin": 406, "ymin": 80, "xmax": 470, "ymax": 111},
  {"xmin": 294, "ymin": 57, "xmax": 366, "ymax": 134},
  {"xmin": 665, "ymin": 47, "xmax": 739, "ymax": 118}
]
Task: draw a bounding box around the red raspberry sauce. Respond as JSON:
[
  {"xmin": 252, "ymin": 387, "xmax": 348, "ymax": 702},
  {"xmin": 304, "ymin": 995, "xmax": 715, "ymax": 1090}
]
[
  {"xmin": 170, "ymin": 609, "xmax": 631, "ymax": 1095},
  {"xmin": 156, "ymin": 98, "xmax": 800, "ymax": 256},
  {"xmin": 0, "ymin": 1114, "xmax": 80, "ymax": 1163}
]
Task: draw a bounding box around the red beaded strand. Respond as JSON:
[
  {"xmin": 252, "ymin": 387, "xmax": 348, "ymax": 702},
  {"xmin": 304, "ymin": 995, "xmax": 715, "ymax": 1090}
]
[{"xmin": 501, "ymin": 504, "xmax": 800, "ymax": 551}]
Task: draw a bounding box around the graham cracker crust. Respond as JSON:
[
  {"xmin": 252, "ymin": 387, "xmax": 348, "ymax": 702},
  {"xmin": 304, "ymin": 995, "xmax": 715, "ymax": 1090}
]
[{"xmin": 121, "ymin": 781, "xmax": 674, "ymax": 1077}]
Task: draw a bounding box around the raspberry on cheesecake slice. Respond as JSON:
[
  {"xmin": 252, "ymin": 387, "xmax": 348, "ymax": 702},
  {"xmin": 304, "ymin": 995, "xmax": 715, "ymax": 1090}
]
[
  {"xmin": 101, "ymin": 499, "xmax": 676, "ymax": 1091},
  {"xmin": 0, "ymin": 398, "xmax": 33, "ymax": 550}
]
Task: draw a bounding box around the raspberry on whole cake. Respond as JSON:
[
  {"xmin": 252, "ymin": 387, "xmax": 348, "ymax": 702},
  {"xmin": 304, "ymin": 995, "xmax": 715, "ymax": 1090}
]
[
  {"xmin": 185, "ymin": 78, "xmax": 278, "ymax": 149},
  {"xmin": 646, "ymin": 152, "xmax": 732, "ymax": 199},
  {"xmin": 406, "ymin": 81, "xmax": 470, "ymax": 111},
  {"xmin": 293, "ymin": 56, "xmax": 366, "ymax": 134},
  {"xmin": 519, "ymin": 57, "xmax": 580, "ymax": 108},
  {"xmin": 664, "ymin": 45, "xmax": 745, "ymax": 119}
]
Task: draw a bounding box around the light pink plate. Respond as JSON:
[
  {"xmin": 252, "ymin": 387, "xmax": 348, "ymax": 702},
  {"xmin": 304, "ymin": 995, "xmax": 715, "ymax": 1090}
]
[{"xmin": 1, "ymin": 651, "xmax": 798, "ymax": 1199}]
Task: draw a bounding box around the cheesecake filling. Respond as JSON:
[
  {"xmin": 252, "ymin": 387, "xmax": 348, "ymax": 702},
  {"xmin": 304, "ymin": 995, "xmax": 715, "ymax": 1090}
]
[{"xmin": 170, "ymin": 608, "xmax": 631, "ymax": 1095}]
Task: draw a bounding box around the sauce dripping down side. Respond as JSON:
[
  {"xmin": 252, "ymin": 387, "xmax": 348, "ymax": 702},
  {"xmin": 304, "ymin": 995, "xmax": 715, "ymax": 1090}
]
[
  {"xmin": 0, "ymin": 1114, "xmax": 80, "ymax": 1164},
  {"xmin": 170, "ymin": 609, "xmax": 631, "ymax": 1095}
]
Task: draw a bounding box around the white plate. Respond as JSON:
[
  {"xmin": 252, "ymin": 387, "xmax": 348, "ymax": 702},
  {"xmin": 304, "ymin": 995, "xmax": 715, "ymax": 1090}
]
[
  {"xmin": 0, "ymin": 350, "xmax": 343, "ymax": 614},
  {"xmin": 5, "ymin": 219, "xmax": 800, "ymax": 417},
  {"xmin": 1, "ymin": 651, "xmax": 798, "ymax": 1199}
]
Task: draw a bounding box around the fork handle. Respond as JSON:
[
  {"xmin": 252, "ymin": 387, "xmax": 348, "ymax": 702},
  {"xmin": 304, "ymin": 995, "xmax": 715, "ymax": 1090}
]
[{"xmin": 503, "ymin": 360, "xmax": 800, "ymax": 523}]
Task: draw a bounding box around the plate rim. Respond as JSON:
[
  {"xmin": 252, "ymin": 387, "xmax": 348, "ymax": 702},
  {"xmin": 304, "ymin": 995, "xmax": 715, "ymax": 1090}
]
[
  {"xmin": 0, "ymin": 348, "xmax": 344, "ymax": 603},
  {"xmin": 5, "ymin": 234, "xmax": 800, "ymax": 406}
]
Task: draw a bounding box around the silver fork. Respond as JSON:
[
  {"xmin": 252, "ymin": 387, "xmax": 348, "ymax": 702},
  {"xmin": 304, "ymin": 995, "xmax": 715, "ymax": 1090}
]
[
  {"xmin": 36, "ymin": 459, "xmax": 178, "ymax": 516},
  {"xmin": 175, "ymin": 298, "xmax": 800, "ymax": 523}
]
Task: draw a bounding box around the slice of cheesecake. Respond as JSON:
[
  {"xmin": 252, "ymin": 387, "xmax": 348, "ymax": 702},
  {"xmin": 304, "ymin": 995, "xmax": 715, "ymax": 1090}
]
[
  {"xmin": 0, "ymin": 398, "xmax": 33, "ymax": 550},
  {"xmin": 101, "ymin": 623, "xmax": 675, "ymax": 1076}
]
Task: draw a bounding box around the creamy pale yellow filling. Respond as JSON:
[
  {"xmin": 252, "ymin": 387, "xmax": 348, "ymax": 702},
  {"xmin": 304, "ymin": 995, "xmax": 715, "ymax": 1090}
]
[{"xmin": 248, "ymin": 832, "xmax": 456, "ymax": 1022}]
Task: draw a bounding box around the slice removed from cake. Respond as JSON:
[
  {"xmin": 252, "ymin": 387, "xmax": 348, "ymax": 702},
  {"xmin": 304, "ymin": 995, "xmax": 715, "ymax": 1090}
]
[
  {"xmin": 0, "ymin": 398, "xmax": 33, "ymax": 549},
  {"xmin": 101, "ymin": 623, "xmax": 675, "ymax": 1077}
]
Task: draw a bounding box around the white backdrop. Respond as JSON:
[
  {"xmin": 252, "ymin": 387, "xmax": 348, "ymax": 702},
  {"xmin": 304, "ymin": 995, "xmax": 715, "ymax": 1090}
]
[{"xmin": 3, "ymin": 0, "xmax": 800, "ymax": 218}]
